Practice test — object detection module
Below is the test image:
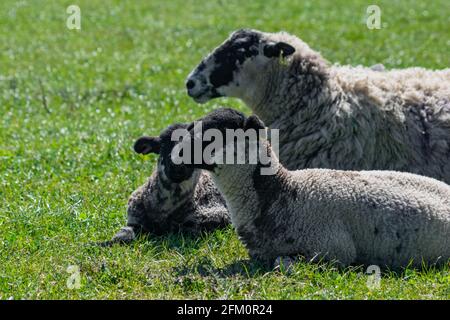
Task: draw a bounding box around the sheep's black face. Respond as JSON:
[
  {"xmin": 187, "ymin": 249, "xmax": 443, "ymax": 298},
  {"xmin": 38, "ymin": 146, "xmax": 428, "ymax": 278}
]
[
  {"xmin": 134, "ymin": 124, "xmax": 195, "ymax": 183},
  {"xmin": 159, "ymin": 124, "xmax": 196, "ymax": 183},
  {"xmin": 186, "ymin": 29, "xmax": 295, "ymax": 104},
  {"xmin": 182, "ymin": 108, "xmax": 266, "ymax": 171}
]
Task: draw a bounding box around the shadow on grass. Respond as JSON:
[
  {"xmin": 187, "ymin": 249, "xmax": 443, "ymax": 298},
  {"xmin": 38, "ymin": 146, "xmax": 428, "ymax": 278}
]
[
  {"xmin": 174, "ymin": 258, "xmax": 271, "ymax": 279},
  {"xmin": 91, "ymin": 227, "xmax": 228, "ymax": 254},
  {"xmin": 90, "ymin": 229, "xmax": 450, "ymax": 280},
  {"xmin": 174, "ymin": 255, "xmax": 450, "ymax": 280}
]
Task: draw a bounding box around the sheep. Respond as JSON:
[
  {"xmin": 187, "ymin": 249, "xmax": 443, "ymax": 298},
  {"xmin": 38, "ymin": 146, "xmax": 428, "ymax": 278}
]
[
  {"xmin": 186, "ymin": 29, "xmax": 450, "ymax": 185},
  {"xmin": 104, "ymin": 123, "xmax": 230, "ymax": 245},
  {"xmin": 163, "ymin": 108, "xmax": 450, "ymax": 270}
]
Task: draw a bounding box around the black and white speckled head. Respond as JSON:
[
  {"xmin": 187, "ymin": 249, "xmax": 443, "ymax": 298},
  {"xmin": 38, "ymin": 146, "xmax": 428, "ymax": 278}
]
[{"xmin": 186, "ymin": 29, "xmax": 295, "ymax": 103}]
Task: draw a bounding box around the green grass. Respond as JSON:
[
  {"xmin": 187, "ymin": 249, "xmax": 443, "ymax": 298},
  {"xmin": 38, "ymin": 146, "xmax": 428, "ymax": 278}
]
[{"xmin": 1, "ymin": 0, "xmax": 449, "ymax": 299}]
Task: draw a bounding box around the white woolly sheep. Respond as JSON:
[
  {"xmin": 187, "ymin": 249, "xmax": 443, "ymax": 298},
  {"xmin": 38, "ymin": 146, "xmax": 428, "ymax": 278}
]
[
  {"xmin": 165, "ymin": 108, "xmax": 450, "ymax": 270},
  {"xmin": 105, "ymin": 123, "xmax": 229, "ymax": 245},
  {"xmin": 186, "ymin": 29, "xmax": 450, "ymax": 184}
]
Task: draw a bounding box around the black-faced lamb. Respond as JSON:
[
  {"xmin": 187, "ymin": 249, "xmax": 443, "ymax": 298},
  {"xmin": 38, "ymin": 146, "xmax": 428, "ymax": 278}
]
[
  {"xmin": 164, "ymin": 108, "xmax": 450, "ymax": 270},
  {"xmin": 186, "ymin": 29, "xmax": 450, "ymax": 184},
  {"xmin": 105, "ymin": 123, "xmax": 229, "ymax": 245}
]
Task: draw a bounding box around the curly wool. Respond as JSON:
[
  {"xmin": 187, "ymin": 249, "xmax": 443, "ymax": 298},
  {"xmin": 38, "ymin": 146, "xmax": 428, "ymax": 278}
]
[{"xmin": 124, "ymin": 166, "xmax": 228, "ymax": 236}]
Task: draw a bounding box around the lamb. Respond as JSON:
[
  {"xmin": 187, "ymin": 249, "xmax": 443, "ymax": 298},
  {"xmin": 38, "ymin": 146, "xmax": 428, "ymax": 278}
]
[
  {"xmin": 186, "ymin": 29, "xmax": 450, "ymax": 184},
  {"xmin": 164, "ymin": 108, "xmax": 450, "ymax": 270},
  {"xmin": 105, "ymin": 123, "xmax": 230, "ymax": 245}
]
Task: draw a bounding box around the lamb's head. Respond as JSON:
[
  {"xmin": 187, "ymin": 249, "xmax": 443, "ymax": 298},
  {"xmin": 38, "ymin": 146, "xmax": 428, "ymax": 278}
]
[
  {"xmin": 167, "ymin": 108, "xmax": 270, "ymax": 175},
  {"xmin": 134, "ymin": 123, "xmax": 196, "ymax": 183},
  {"xmin": 186, "ymin": 29, "xmax": 296, "ymax": 104}
]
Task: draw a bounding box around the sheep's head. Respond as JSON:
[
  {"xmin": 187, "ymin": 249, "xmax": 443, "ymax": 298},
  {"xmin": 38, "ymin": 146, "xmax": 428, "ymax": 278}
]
[
  {"xmin": 186, "ymin": 29, "xmax": 295, "ymax": 104},
  {"xmin": 134, "ymin": 123, "xmax": 195, "ymax": 183},
  {"xmin": 169, "ymin": 108, "xmax": 267, "ymax": 173}
]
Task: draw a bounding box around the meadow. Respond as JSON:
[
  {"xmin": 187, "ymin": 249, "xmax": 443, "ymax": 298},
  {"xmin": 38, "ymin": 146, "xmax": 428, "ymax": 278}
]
[{"xmin": 0, "ymin": 0, "xmax": 449, "ymax": 299}]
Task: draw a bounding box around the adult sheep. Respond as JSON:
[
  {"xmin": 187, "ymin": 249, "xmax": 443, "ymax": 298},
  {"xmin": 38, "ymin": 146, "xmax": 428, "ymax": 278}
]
[
  {"xmin": 165, "ymin": 108, "xmax": 450, "ymax": 270},
  {"xmin": 102, "ymin": 124, "xmax": 229, "ymax": 245},
  {"xmin": 186, "ymin": 29, "xmax": 450, "ymax": 182}
]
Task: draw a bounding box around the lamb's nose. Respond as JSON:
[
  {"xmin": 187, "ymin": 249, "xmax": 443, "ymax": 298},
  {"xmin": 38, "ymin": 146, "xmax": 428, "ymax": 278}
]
[{"xmin": 186, "ymin": 80, "xmax": 196, "ymax": 90}]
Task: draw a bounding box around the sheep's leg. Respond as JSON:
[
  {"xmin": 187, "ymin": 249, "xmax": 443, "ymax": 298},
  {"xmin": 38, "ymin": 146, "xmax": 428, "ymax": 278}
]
[
  {"xmin": 98, "ymin": 225, "xmax": 142, "ymax": 247},
  {"xmin": 111, "ymin": 225, "xmax": 138, "ymax": 243},
  {"xmin": 315, "ymin": 224, "xmax": 357, "ymax": 267},
  {"xmin": 196, "ymin": 207, "xmax": 231, "ymax": 232}
]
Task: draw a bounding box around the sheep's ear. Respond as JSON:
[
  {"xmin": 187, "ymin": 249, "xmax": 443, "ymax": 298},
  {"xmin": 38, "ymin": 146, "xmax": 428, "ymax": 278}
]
[
  {"xmin": 263, "ymin": 42, "xmax": 295, "ymax": 58},
  {"xmin": 244, "ymin": 114, "xmax": 265, "ymax": 130},
  {"xmin": 133, "ymin": 136, "xmax": 161, "ymax": 154}
]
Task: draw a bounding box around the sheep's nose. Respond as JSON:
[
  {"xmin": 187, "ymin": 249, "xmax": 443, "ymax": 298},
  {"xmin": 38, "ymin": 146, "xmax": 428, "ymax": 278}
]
[{"xmin": 186, "ymin": 79, "xmax": 196, "ymax": 90}]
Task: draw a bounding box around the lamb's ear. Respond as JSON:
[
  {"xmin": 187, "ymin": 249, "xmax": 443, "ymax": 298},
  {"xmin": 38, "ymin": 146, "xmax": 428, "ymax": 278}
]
[
  {"xmin": 263, "ymin": 42, "xmax": 295, "ymax": 58},
  {"xmin": 133, "ymin": 136, "xmax": 161, "ymax": 154},
  {"xmin": 244, "ymin": 114, "xmax": 265, "ymax": 130}
]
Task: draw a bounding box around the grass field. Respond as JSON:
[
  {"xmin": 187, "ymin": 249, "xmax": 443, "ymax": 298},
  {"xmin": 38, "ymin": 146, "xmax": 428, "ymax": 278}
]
[{"xmin": 0, "ymin": 0, "xmax": 449, "ymax": 299}]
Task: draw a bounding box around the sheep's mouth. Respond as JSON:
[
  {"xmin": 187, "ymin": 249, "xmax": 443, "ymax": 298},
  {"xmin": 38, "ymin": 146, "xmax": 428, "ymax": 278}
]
[
  {"xmin": 194, "ymin": 96, "xmax": 212, "ymax": 104},
  {"xmin": 188, "ymin": 90, "xmax": 210, "ymax": 103},
  {"xmin": 189, "ymin": 88, "xmax": 222, "ymax": 103}
]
